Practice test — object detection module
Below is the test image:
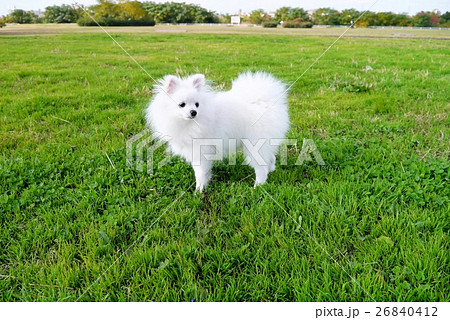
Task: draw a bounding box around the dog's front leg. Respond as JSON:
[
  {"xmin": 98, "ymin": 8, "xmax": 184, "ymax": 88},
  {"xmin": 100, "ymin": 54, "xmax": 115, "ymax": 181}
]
[{"xmin": 193, "ymin": 161, "xmax": 212, "ymax": 192}]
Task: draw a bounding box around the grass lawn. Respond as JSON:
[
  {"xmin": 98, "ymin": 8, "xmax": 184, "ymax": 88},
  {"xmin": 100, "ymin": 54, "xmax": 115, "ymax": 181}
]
[{"xmin": 0, "ymin": 25, "xmax": 448, "ymax": 301}]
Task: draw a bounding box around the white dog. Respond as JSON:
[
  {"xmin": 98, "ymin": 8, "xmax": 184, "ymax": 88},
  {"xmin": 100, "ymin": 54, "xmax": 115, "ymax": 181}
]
[{"xmin": 145, "ymin": 72, "xmax": 289, "ymax": 191}]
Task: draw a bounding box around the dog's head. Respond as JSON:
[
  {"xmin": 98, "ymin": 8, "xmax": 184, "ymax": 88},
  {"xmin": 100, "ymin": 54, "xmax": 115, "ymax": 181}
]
[{"xmin": 156, "ymin": 74, "xmax": 207, "ymax": 121}]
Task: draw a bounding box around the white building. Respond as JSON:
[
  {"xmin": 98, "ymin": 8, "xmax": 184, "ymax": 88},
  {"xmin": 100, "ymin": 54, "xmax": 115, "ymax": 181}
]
[{"xmin": 231, "ymin": 16, "xmax": 240, "ymax": 24}]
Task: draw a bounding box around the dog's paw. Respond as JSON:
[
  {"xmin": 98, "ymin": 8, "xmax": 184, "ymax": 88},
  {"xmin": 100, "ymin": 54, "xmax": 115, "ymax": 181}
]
[
  {"xmin": 195, "ymin": 184, "xmax": 205, "ymax": 193},
  {"xmin": 253, "ymin": 181, "xmax": 263, "ymax": 189}
]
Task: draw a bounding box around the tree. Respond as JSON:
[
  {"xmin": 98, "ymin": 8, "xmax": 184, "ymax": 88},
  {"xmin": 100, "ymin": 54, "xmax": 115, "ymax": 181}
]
[
  {"xmin": 78, "ymin": 0, "xmax": 155, "ymax": 26},
  {"xmin": 356, "ymin": 11, "xmax": 380, "ymax": 26},
  {"xmin": 287, "ymin": 8, "xmax": 309, "ymax": 21},
  {"xmin": 274, "ymin": 7, "xmax": 309, "ymax": 24},
  {"xmin": 339, "ymin": 9, "xmax": 360, "ymax": 25},
  {"xmin": 141, "ymin": 2, "xmax": 218, "ymax": 24},
  {"xmin": 312, "ymin": 8, "xmax": 340, "ymax": 25},
  {"xmin": 391, "ymin": 14, "xmax": 412, "ymax": 26},
  {"xmin": 6, "ymin": 9, "xmax": 37, "ymax": 24},
  {"xmin": 439, "ymin": 11, "xmax": 450, "ymax": 27},
  {"xmin": 44, "ymin": 5, "xmax": 82, "ymax": 23},
  {"xmin": 0, "ymin": 17, "xmax": 5, "ymax": 28},
  {"xmin": 377, "ymin": 12, "xmax": 398, "ymax": 26},
  {"xmin": 248, "ymin": 9, "xmax": 269, "ymax": 25},
  {"xmin": 440, "ymin": 11, "xmax": 450, "ymax": 23},
  {"xmin": 117, "ymin": 0, "xmax": 148, "ymax": 20},
  {"xmin": 430, "ymin": 12, "xmax": 440, "ymax": 26},
  {"xmin": 274, "ymin": 7, "xmax": 289, "ymax": 23},
  {"xmin": 218, "ymin": 14, "xmax": 231, "ymax": 24},
  {"xmin": 89, "ymin": 0, "xmax": 121, "ymax": 20},
  {"xmin": 413, "ymin": 12, "xmax": 432, "ymax": 27}
]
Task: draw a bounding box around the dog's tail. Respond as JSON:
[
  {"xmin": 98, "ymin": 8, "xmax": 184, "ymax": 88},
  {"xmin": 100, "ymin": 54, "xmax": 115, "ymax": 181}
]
[{"xmin": 229, "ymin": 71, "xmax": 288, "ymax": 109}]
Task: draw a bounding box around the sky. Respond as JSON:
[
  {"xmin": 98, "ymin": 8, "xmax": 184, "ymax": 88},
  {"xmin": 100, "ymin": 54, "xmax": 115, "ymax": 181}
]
[{"xmin": 1, "ymin": 0, "xmax": 449, "ymax": 16}]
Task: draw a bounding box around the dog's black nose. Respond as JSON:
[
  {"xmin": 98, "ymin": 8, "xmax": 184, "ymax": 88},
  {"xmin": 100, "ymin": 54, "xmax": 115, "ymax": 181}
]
[{"xmin": 190, "ymin": 110, "xmax": 197, "ymax": 117}]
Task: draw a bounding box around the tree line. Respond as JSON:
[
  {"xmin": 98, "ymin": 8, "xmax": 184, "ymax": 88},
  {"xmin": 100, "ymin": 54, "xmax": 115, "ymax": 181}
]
[{"xmin": 1, "ymin": 1, "xmax": 449, "ymax": 28}]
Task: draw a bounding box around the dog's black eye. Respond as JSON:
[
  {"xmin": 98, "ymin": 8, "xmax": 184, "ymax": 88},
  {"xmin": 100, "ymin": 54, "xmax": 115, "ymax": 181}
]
[
  {"xmin": 179, "ymin": 102, "xmax": 186, "ymax": 108},
  {"xmin": 195, "ymin": 102, "xmax": 199, "ymax": 107}
]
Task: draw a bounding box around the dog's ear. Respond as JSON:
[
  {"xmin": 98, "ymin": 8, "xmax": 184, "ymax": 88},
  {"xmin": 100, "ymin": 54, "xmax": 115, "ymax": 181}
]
[
  {"xmin": 190, "ymin": 74, "xmax": 205, "ymax": 90},
  {"xmin": 161, "ymin": 75, "xmax": 180, "ymax": 94}
]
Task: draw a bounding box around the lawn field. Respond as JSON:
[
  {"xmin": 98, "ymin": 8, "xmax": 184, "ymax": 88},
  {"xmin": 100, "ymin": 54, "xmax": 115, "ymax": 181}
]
[
  {"xmin": 2, "ymin": 23, "xmax": 450, "ymax": 39},
  {"xmin": 0, "ymin": 25, "xmax": 449, "ymax": 301}
]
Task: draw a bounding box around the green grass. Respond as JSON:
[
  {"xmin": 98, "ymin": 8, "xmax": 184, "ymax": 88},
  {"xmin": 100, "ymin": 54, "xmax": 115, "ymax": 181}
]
[{"xmin": 0, "ymin": 27, "xmax": 449, "ymax": 301}]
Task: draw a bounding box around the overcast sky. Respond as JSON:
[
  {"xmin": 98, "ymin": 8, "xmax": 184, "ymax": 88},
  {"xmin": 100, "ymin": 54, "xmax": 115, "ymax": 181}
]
[{"xmin": 1, "ymin": 0, "xmax": 449, "ymax": 16}]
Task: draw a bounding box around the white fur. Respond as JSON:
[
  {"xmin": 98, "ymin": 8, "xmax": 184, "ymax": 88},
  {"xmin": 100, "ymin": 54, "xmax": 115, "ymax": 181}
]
[{"xmin": 145, "ymin": 71, "xmax": 290, "ymax": 191}]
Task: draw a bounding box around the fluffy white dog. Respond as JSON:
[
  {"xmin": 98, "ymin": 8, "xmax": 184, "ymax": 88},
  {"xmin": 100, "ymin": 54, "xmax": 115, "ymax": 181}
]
[{"xmin": 145, "ymin": 72, "xmax": 289, "ymax": 191}]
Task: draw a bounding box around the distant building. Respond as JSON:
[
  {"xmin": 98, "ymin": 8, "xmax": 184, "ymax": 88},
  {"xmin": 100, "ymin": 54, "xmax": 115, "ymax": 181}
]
[{"xmin": 231, "ymin": 16, "xmax": 240, "ymax": 25}]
